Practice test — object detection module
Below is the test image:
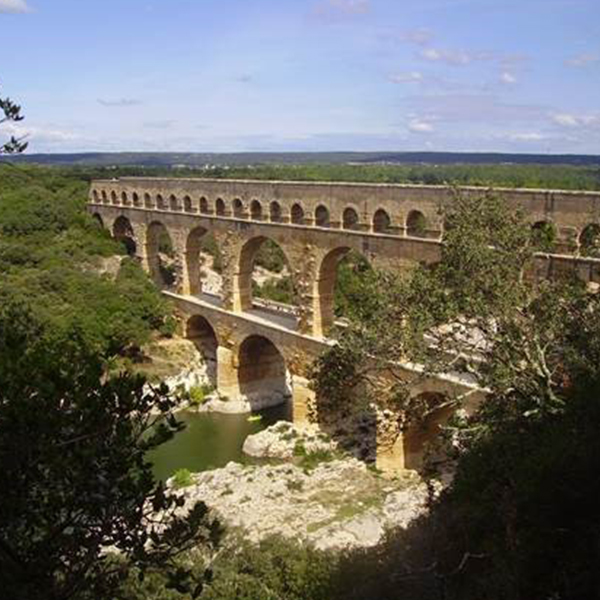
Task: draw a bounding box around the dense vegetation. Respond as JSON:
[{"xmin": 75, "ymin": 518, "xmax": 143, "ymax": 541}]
[
  {"xmin": 0, "ymin": 165, "xmax": 174, "ymax": 355},
  {"xmin": 2, "ymin": 161, "xmax": 599, "ymax": 599},
  {"xmin": 5, "ymin": 159, "xmax": 600, "ymax": 190}
]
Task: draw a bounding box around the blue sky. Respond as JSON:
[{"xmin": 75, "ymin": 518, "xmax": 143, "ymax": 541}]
[{"xmin": 0, "ymin": 0, "xmax": 599, "ymax": 154}]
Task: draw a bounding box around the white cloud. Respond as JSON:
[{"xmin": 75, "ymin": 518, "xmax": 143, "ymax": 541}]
[
  {"xmin": 419, "ymin": 47, "xmax": 492, "ymax": 66},
  {"xmin": 508, "ymin": 132, "xmax": 545, "ymax": 142},
  {"xmin": 500, "ymin": 71, "xmax": 517, "ymax": 85},
  {"xmin": 408, "ymin": 119, "xmax": 434, "ymax": 133},
  {"xmin": 551, "ymin": 112, "xmax": 600, "ymax": 127},
  {"xmin": 0, "ymin": 122, "xmax": 78, "ymax": 144},
  {"xmin": 97, "ymin": 98, "xmax": 143, "ymax": 107},
  {"xmin": 565, "ymin": 53, "xmax": 600, "ymax": 67},
  {"xmin": 388, "ymin": 71, "xmax": 423, "ymax": 84},
  {"xmin": 396, "ymin": 28, "xmax": 434, "ymax": 46},
  {"xmin": 0, "ymin": 0, "xmax": 30, "ymax": 13}
]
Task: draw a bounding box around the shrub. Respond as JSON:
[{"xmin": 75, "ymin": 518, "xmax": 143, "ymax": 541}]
[{"xmin": 171, "ymin": 468, "xmax": 194, "ymax": 489}]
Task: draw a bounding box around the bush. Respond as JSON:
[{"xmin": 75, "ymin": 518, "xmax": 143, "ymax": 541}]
[{"xmin": 172, "ymin": 468, "xmax": 194, "ymax": 489}]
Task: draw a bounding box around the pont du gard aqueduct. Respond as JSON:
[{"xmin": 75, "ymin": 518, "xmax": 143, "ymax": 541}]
[{"xmin": 88, "ymin": 177, "xmax": 600, "ymax": 471}]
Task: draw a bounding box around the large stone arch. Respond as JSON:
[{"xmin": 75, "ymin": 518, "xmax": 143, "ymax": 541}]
[
  {"xmin": 185, "ymin": 226, "xmax": 223, "ymax": 297},
  {"xmin": 146, "ymin": 221, "xmax": 178, "ymax": 290},
  {"xmin": 237, "ymin": 334, "xmax": 291, "ymax": 409},
  {"xmin": 234, "ymin": 235, "xmax": 298, "ymax": 313},
  {"xmin": 313, "ymin": 245, "xmax": 372, "ymax": 336},
  {"xmin": 113, "ymin": 215, "xmax": 137, "ymax": 256},
  {"xmin": 186, "ymin": 315, "xmax": 218, "ymax": 386}
]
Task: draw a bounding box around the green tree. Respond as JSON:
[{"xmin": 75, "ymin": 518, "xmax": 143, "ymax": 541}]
[
  {"xmin": 0, "ymin": 304, "xmax": 223, "ymax": 600},
  {"xmin": 1, "ymin": 83, "xmax": 27, "ymax": 154},
  {"xmin": 311, "ymin": 188, "xmax": 600, "ymax": 599}
]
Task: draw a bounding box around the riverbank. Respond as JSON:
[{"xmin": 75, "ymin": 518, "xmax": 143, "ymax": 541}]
[{"xmin": 169, "ymin": 423, "xmax": 429, "ymax": 551}]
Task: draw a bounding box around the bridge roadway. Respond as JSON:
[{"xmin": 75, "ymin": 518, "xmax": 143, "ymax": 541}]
[{"xmin": 89, "ymin": 177, "xmax": 600, "ymax": 471}]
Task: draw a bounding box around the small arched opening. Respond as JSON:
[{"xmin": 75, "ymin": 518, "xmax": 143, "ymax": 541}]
[
  {"xmin": 237, "ymin": 237, "xmax": 298, "ymax": 316},
  {"xmin": 111, "ymin": 191, "xmax": 118, "ymax": 205},
  {"xmin": 156, "ymin": 194, "xmax": 166, "ymax": 210},
  {"xmin": 270, "ymin": 201, "xmax": 282, "ymax": 223},
  {"xmin": 238, "ymin": 335, "xmax": 291, "ymax": 407},
  {"xmin": 92, "ymin": 190, "xmax": 99, "ymax": 203},
  {"xmin": 216, "ymin": 198, "xmax": 226, "ymax": 216},
  {"xmin": 169, "ymin": 194, "xmax": 181, "ymax": 212},
  {"xmin": 132, "ymin": 192, "xmax": 141, "ymax": 207},
  {"xmin": 186, "ymin": 315, "xmax": 218, "ymax": 387},
  {"xmin": 406, "ymin": 210, "xmax": 428, "ymax": 238},
  {"xmin": 531, "ymin": 220, "xmax": 557, "ymax": 252},
  {"xmin": 113, "ymin": 216, "xmax": 137, "ymax": 256},
  {"xmin": 579, "ymin": 223, "xmax": 600, "ymax": 257},
  {"xmin": 101, "ymin": 191, "xmax": 108, "ymax": 203},
  {"xmin": 146, "ymin": 221, "xmax": 177, "ymax": 290},
  {"xmin": 121, "ymin": 191, "xmax": 130, "ymax": 206},
  {"xmin": 373, "ymin": 209, "xmax": 392, "ymax": 234},
  {"xmin": 91, "ymin": 213, "xmax": 104, "ymax": 228},
  {"xmin": 186, "ymin": 227, "xmax": 223, "ymax": 297},
  {"xmin": 232, "ymin": 198, "xmax": 245, "ymax": 218},
  {"xmin": 290, "ymin": 203, "xmax": 304, "ymax": 225},
  {"xmin": 183, "ymin": 196, "xmax": 193, "ymax": 212},
  {"xmin": 315, "ymin": 205, "xmax": 330, "ymax": 228},
  {"xmin": 144, "ymin": 193, "xmax": 154, "ymax": 209},
  {"xmin": 342, "ymin": 207, "xmax": 360, "ymax": 231},
  {"xmin": 250, "ymin": 200, "xmax": 263, "ymax": 221},
  {"xmin": 199, "ymin": 197, "xmax": 209, "ymax": 214}
]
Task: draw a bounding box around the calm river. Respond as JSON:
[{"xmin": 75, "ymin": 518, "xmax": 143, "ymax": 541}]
[{"xmin": 150, "ymin": 405, "xmax": 290, "ymax": 481}]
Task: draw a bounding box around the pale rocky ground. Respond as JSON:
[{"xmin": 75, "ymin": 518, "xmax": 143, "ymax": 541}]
[{"xmin": 170, "ymin": 422, "xmax": 430, "ymax": 552}]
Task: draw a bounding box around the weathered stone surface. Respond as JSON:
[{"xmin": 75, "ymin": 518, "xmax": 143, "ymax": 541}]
[
  {"xmin": 242, "ymin": 422, "xmax": 337, "ymax": 459},
  {"xmin": 170, "ymin": 458, "xmax": 428, "ymax": 551}
]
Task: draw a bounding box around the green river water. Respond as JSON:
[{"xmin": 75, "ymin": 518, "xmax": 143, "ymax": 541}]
[{"xmin": 150, "ymin": 404, "xmax": 290, "ymax": 481}]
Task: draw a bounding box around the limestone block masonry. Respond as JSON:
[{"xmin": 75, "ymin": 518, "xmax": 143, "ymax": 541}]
[{"xmin": 89, "ymin": 177, "xmax": 600, "ymax": 471}]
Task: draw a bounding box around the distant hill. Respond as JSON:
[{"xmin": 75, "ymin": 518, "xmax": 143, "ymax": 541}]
[{"xmin": 1, "ymin": 151, "xmax": 599, "ymax": 168}]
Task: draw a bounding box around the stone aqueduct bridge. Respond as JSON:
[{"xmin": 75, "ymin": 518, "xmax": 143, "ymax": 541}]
[{"xmin": 88, "ymin": 177, "xmax": 600, "ymax": 470}]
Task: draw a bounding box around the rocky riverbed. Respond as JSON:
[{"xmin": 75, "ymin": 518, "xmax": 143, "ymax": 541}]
[{"xmin": 169, "ymin": 423, "xmax": 429, "ymax": 551}]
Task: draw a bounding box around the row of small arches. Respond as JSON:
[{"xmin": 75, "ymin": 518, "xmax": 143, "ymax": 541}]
[{"xmin": 92, "ymin": 189, "xmax": 431, "ymax": 237}]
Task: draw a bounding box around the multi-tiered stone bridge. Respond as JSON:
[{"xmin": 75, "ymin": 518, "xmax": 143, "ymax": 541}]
[{"xmin": 88, "ymin": 177, "xmax": 600, "ymax": 470}]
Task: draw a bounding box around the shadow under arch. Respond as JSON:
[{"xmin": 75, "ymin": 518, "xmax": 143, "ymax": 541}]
[
  {"xmin": 91, "ymin": 213, "xmax": 104, "ymax": 228},
  {"xmin": 146, "ymin": 221, "xmax": 177, "ymax": 290},
  {"xmin": 186, "ymin": 226, "xmax": 223, "ymax": 297},
  {"xmin": 186, "ymin": 315, "xmax": 218, "ymax": 387},
  {"xmin": 237, "ymin": 235, "xmax": 299, "ymax": 315},
  {"xmin": 113, "ymin": 215, "xmax": 137, "ymax": 256},
  {"xmin": 237, "ymin": 334, "xmax": 292, "ymax": 412},
  {"xmin": 402, "ymin": 391, "xmax": 454, "ymax": 473}
]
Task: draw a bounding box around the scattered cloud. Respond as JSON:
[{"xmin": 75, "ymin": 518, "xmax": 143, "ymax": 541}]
[
  {"xmin": 551, "ymin": 112, "xmax": 600, "ymax": 127},
  {"xmin": 388, "ymin": 71, "xmax": 423, "ymax": 84},
  {"xmin": 97, "ymin": 98, "xmax": 143, "ymax": 107},
  {"xmin": 396, "ymin": 28, "xmax": 434, "ymax": 46},
  {"xmin": 507, "ymin": 132, "xmax": 546, "ymax": 142},
  {"xmin": 0, "ymin": 0, "xmax": 31, "ymax": 14},
  {"xmin": 313, "ymin": 0, "xmax": 370, "ymax": 21},
  {"xmin": 403, "ymin": 93, "xmax": 546, "ymax": 124},
  {"xmin": 408, "ymin": 119, "xmax": 434, "ymax": 133},
  {"xmin": 0, "ymin": 122, "xmax": 78, "ymax": 144},
  {"xmin": 143, "ymin": 120, "xmax": 175, "ymax": 129},
  {"xmin": 565, "ymin": 53, "xmax": 600, "ymax": 67},
  {"xmin": 419, "ymin": 47, "xmax": 493, "ymax": 66},
  {"xmin": 235, "ymin": 74, "xmax": 254, "ymax": 84},
  {"xmin": 500, "ymin": 71, "xmax": 517, "ymax": 85}
]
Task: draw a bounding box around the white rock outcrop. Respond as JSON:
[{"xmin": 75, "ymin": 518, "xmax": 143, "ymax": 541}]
[{"xmin": 170, "ymin": 457, "xmax": 428, "ymax": 551}]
